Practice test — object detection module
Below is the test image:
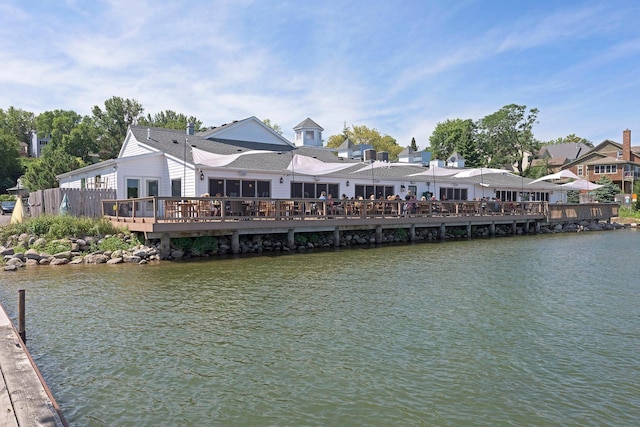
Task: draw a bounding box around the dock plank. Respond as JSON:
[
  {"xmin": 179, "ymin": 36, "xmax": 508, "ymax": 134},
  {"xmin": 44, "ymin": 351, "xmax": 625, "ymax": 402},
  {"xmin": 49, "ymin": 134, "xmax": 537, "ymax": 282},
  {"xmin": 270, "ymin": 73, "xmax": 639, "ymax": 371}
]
[{"xmin": 0, "ymin": 327, "xmax": 63, "ymax": 426}]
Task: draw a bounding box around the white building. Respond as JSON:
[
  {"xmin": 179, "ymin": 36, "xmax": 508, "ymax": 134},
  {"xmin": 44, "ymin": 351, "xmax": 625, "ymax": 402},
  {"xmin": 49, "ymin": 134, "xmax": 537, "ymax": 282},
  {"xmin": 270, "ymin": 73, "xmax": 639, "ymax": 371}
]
[{"xmin": 57, "ymin": 116, "xmax": 559, "ymax": 203}]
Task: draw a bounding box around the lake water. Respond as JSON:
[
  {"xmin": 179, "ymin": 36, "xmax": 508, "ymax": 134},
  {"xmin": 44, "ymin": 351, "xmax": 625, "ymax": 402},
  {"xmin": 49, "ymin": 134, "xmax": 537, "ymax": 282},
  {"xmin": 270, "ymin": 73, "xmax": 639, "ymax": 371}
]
[{"xmin": 1, "ymin": 230, "xmax": 639, "ymax": 426}]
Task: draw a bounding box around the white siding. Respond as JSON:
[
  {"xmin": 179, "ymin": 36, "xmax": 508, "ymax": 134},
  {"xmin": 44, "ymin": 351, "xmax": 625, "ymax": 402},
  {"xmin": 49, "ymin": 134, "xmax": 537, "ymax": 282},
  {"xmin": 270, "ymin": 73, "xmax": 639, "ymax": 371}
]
[{"xmin": 120, "ymin": 134, "xmax": 156, "ymax": 158}]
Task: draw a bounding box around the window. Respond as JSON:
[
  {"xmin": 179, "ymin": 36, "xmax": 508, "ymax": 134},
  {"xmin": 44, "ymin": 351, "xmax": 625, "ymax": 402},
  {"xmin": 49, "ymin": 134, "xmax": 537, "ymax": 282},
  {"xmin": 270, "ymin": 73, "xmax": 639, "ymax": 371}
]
[
  {"xmin": 354, "ymin": 185, "xmax": 395, "ymax": 199},
  {"xmin": 171, "ymin": 179, "xmax": 181, "ymax": 197},
  {"xmin": 147, "ymin": 179, "xmax": 159, "ymax": 197},
  {"xmin": 80, "ymin": 178, "xmax": 86, "ymax": 190},
  {"xmin": 242, "ymin": 180, "xmax": 255, "ymax": 197},
  {"xmin": 305, "ymin": 130, "xmax": 314, "ymax": 140},
  {"xmin": 127, "ymin": 178, "xmax": 140, "ymax": 198},
  {"xmin": 209, "ymin": 179, "xmax": 224, "ymax": 197},
  {"xmin": 577, "ymin": 166, "xmax": 583, "ymax": 176},
  {"xmin": 594, "ymin": 165, "xmax": 617, "ymax": 174},
  {"xmin": 226, "ymin": 179, "xmax": 240, "ymax": 197},
  {"xmin": 296, "ymin": 131, "xmax": 302, "ymax": 140},
  {"xmin": 495, "ymin": 190, "xmax": 517, "ymax": 201},
  {"xmin": 209, "ymin": 179, "xmax": 271, "ymax": 198},
  {"xmin": 439, "ymin": 187, "xmax": 468, "ymax": 200}
]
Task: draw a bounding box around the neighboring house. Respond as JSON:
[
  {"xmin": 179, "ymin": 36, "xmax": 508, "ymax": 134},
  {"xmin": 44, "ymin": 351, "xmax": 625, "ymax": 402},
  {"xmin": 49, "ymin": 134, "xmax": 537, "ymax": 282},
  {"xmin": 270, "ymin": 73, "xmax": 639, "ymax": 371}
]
[
  {"xmin": 563, "ymin": 129, "xmax": 640, "ymax": 193},
  {"xmin": 531, "ymin": 142, "xmax": 591, "ymax": 174},
  {"xmin": 336, "ymin": 138, "xmax": 373, "ymax": 161},
  {"xmin": 397, "ymin": 147, "xmax": 431, "ymax": 165},
  {"xmin": 445, "ymin": 152, "xmax": 465, "ymax": 168},
  {"xmin": 30, "ymin": 132, "xmax": 51, "ymax": 158},
  {"xmin": 57, "ymin": 116, "xmax": 560, "ymax": 203}
]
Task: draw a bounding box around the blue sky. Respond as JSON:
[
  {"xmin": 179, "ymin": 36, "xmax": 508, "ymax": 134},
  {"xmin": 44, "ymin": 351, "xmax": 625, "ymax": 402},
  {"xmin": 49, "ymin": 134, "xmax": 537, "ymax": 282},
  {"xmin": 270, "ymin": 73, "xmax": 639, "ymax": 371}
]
[{"xmin": 1, "ymin": 0, "xmax": 639, "ymax": 149}]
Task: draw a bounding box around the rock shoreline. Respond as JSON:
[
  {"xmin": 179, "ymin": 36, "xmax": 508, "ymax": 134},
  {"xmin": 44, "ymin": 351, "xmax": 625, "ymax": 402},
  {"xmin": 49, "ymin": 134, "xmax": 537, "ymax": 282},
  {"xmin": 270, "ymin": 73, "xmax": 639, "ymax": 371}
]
[{"xmin": 1, "ymin": 220, "xmax": 629, "ymax": 271}]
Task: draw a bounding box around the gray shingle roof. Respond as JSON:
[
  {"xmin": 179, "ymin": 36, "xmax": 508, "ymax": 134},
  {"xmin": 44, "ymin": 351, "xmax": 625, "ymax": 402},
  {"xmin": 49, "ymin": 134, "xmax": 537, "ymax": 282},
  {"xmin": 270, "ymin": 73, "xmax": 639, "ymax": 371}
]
[{"xmin": 293, "ymin": 117, "xmax": 324, "ymax": 131}]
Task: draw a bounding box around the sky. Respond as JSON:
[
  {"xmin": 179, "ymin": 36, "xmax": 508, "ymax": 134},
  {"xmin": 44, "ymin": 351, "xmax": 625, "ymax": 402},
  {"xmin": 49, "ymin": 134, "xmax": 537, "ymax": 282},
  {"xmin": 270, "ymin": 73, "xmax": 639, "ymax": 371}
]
[{"xmin": 1, "ymin": 0, "xmax": 640, "ymax": 149}]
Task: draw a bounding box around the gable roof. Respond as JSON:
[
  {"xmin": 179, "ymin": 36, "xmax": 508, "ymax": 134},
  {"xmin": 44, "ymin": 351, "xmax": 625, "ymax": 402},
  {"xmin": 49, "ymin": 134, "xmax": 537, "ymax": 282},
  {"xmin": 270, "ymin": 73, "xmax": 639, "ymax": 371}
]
[
  {"xmin": 197, "ymin": 116, "xmax": 293, "ymax": 147},
  {"xmin": 538, "ymin": 142, "xmax": 590, "ymax": 160},
  {"xmin": 293, "ymin": 117, "xmax": 324, "ymax": 131}
]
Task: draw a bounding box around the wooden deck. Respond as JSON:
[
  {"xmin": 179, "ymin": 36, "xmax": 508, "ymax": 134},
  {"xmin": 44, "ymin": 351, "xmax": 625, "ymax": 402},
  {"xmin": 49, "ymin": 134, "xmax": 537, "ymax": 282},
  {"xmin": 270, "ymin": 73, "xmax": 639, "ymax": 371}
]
[
  {"xmin": 102, "ymin": 197, "xmax": 617, "ymax": 240},
  {"xmin": 103, "ymin": 197, "xmax": 565, "ymax": 238},
  {"xmin": 0, "ymin": 305, "xmax": 67, "ymax": 426}
]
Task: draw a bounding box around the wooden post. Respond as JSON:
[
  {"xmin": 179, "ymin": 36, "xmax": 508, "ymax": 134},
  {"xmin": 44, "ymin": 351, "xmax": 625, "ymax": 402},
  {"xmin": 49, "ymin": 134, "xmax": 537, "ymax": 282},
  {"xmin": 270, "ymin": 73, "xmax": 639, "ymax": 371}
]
[
  {"xmin": 18, "ymin": 289, "xmax": 26, "ymax": 343},
  {"xmin": 287, "ymin": 229, "xmax": 295, "ymax": 249}
]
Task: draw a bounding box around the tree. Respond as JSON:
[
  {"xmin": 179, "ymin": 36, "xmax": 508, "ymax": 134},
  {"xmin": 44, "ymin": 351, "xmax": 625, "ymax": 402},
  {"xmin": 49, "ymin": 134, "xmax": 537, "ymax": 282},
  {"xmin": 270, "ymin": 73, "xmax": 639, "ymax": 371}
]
[
  {"xmin": 410, "ymin": 137, "xmax": 418, "ymax": 152},
  {"xmin": 592, "ymin": 176, "xmax": 619, "ymax": 203},
  {"xmin": 326, "ymin": 124, "xmax": 402, "ymax": 160},
  {"xmin": 545, "ymin": 134, "xmax": 594, "ymax": 148},
  {"xmin": 0, "ymin": 132, "xmax": 23, "ymax": 193},
  {"xmin": 22, "ymin": 147, "xmax": 83, "ymax": 190},
  {"xmin": 566, "ymin": 190, "xmax": 580, "ymax": 203},
  {"xmin": 139, "ymin": 110, "xmax": 204, "ymax": 132},
  {"xmin": 0, "ymin": 107, "xmax": 35, "ymax": 149},
  {"xmin": 262, "ymin": 118, "xmax": 283, "ymax": 135},
  {"xmin": 477, "ymin": 104, "xmax": 540, "ymax": 175},
  {"xmin": 92, "ymin": 97, "xmax": 144, "ymax": 160},
  {"xmin": 429, "ymin": 118, "xmax": 481, "ymax": 167}
]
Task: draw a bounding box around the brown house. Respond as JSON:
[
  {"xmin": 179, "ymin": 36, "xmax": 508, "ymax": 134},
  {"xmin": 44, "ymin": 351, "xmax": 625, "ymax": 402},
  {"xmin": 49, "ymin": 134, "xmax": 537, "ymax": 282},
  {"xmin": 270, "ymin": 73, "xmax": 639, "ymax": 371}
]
[{"xmin": 563, "ymin": 129, "xmax": 640, "ymax": 193}]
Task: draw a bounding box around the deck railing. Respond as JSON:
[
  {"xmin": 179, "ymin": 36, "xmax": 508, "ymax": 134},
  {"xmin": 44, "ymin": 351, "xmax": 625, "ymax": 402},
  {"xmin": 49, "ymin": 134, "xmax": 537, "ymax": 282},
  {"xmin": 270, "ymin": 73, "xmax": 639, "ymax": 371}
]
[
  {"xmin": 102, "ymin": 197, "xmax": 551, "ymax": 223},
  {"xmin": 546, "ymin": 203, "xmax": 618, "ymax": 222}
]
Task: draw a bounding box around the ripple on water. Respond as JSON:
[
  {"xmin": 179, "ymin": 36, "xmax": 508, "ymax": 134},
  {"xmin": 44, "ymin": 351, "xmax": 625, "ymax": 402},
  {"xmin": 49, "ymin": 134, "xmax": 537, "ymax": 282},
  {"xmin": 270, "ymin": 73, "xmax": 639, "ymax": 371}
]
[{"xmin": 1, "ymin": 232, "xmax": 639, "ymax": 426}]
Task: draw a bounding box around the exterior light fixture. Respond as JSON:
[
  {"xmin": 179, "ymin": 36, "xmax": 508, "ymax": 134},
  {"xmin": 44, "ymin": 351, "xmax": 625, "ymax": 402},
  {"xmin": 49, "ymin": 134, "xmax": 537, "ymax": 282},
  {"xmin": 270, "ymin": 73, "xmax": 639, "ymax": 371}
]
[
  {"xmin": 280, "ymin": 177, "xmax": 284, "ymax": 184},
  {"xmin": 200, "ymin": 171, "xmax": 204, "ymax": 181},
  {"xmin": 400, "ymin": 184, "xmax": 406, "ymax": 192},
  {"xmin": 346, "ymin": 180, "xmax": 350, "ymax": 187}
]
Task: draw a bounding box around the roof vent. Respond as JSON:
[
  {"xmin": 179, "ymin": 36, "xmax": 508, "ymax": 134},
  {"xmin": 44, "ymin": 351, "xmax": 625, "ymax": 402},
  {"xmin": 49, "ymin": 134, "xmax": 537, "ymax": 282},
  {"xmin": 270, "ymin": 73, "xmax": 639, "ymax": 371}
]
[{"xmin": 147, "ymin": 128, "xmax": 151, "ymax": 140}]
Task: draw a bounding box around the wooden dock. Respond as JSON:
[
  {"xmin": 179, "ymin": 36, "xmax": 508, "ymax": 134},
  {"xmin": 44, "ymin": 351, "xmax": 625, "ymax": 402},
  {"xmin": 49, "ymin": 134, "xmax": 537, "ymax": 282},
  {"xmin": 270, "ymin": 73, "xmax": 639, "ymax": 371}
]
[{"xmin": 0, "ymin": 304, "xmax": 67, "ymax": 426}]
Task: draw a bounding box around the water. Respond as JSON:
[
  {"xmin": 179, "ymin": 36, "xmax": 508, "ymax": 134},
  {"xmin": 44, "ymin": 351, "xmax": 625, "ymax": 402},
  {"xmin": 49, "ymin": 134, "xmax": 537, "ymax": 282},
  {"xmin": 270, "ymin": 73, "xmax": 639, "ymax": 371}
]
[{"xmin": 1, "ymin": 231, "xmax": 639, "ymax": 426}]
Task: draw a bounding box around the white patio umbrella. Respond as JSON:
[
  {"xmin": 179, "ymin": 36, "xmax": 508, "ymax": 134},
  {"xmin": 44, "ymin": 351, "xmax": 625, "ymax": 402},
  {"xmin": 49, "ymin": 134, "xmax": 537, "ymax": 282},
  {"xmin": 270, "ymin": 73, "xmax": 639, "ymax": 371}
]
[
  {"xmin": 409, "ymin": 166, "xmax": 460, "ymax": 199},
  {"xmin": 528, "ymin": 169, "xmax": 581, "ymax": 184},
  {"xmin": 452, "ymin": 168, "xmax": 513, "ymax": 198},
  {"xmin": 560, "ymin": 179, "xmax": 604, "ymax": 191}
]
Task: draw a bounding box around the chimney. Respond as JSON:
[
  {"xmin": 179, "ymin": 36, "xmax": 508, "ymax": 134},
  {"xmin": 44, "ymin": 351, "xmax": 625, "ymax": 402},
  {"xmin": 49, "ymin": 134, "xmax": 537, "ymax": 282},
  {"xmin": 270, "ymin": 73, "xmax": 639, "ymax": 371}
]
[
  {"xmin": 186, "ymin": 122, "xmax": 195, "ymax": 136},
  {"xmin": 623, "ymin": 129, "xmax": 631, "ymax": 161}
]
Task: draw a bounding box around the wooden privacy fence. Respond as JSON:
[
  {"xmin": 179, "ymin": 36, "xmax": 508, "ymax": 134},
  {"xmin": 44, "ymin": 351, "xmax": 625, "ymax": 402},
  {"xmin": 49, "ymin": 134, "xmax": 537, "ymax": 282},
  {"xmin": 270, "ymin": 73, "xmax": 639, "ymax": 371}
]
[{"xmin": 28, "ymin": 188, "xmax": 116, "ymax": 218}]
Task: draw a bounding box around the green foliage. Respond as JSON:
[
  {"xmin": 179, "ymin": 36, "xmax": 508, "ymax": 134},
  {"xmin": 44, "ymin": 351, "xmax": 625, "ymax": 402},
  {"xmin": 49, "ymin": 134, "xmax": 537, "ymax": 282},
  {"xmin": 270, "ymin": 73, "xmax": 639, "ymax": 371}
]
[
  {"xmin": 92, "ymin": 96, "xmax": 144, "ymax": 160},
  {"xmin": 22, "ymin": 148, "xmax": 84, "ymax": 190},
  {"xmin": 294, "ymin": 234, "xmax": 308, "ymax": 245},
  {"xmin": 429, "ymin": 118, "xmax": 480, "ymax": 167},
  {"xmin": 262, "ymin": 119, "xmax": 283, "ymax": 135},
  {"xmin": 394, "ymin": 228, "xmax": 408, "ymax": 240},
  {"xmin": 410, "ymin": 137, "xmax": 418, "ymax": 152},
  {"xmin": 0, "ymin": 215, "xmax": 122, "ymax": 244},
  {"xmin": 0, "ymin": 107, "xmax": 35, "ymax": 148},
  {"xmin": 477, "ymin": 104, "xmax": 540, "ymax": 175},
  {"xmin": 95, "ymin": 235, "xmax": 135, "ymax": 252},
  {"xmin": 544, "ymin": 134, "xmax": 593, "ymax": 148},
  {"xmin": 618, "ymin": 206, "xmax": 640, "ymax": 219},
  {"xmin": 171, "ymin": 236, "xmax": 218, "ymax": 255},
  {"xmin": 566, "ymin": 190, "xmax": 580, "ymax": 203},
  {"xmin": 0, "ymin": 132, "xmax": 24, "ymax": 193},
  {"xmin": 139, "ymin": 110, "xmax": 204, "ymax": 133},
  {"xmin": 592, "ymin": 176, "xmax": 619, "ymax": 203},
  {"xmin": 40, "ymin": 240, "xmax": 73, "ymax": 255}
]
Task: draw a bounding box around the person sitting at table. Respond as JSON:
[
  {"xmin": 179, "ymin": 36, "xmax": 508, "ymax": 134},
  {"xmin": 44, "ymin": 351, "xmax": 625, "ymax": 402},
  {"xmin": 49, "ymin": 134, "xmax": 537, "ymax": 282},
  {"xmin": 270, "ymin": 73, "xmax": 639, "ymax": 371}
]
[
  {"xmin": 326, "ymin": 193, "xmax": 336, "ymax": 215},
  {"xmin": 212, "ymin": 193, "xmax": 222, "ymax": 216}
]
